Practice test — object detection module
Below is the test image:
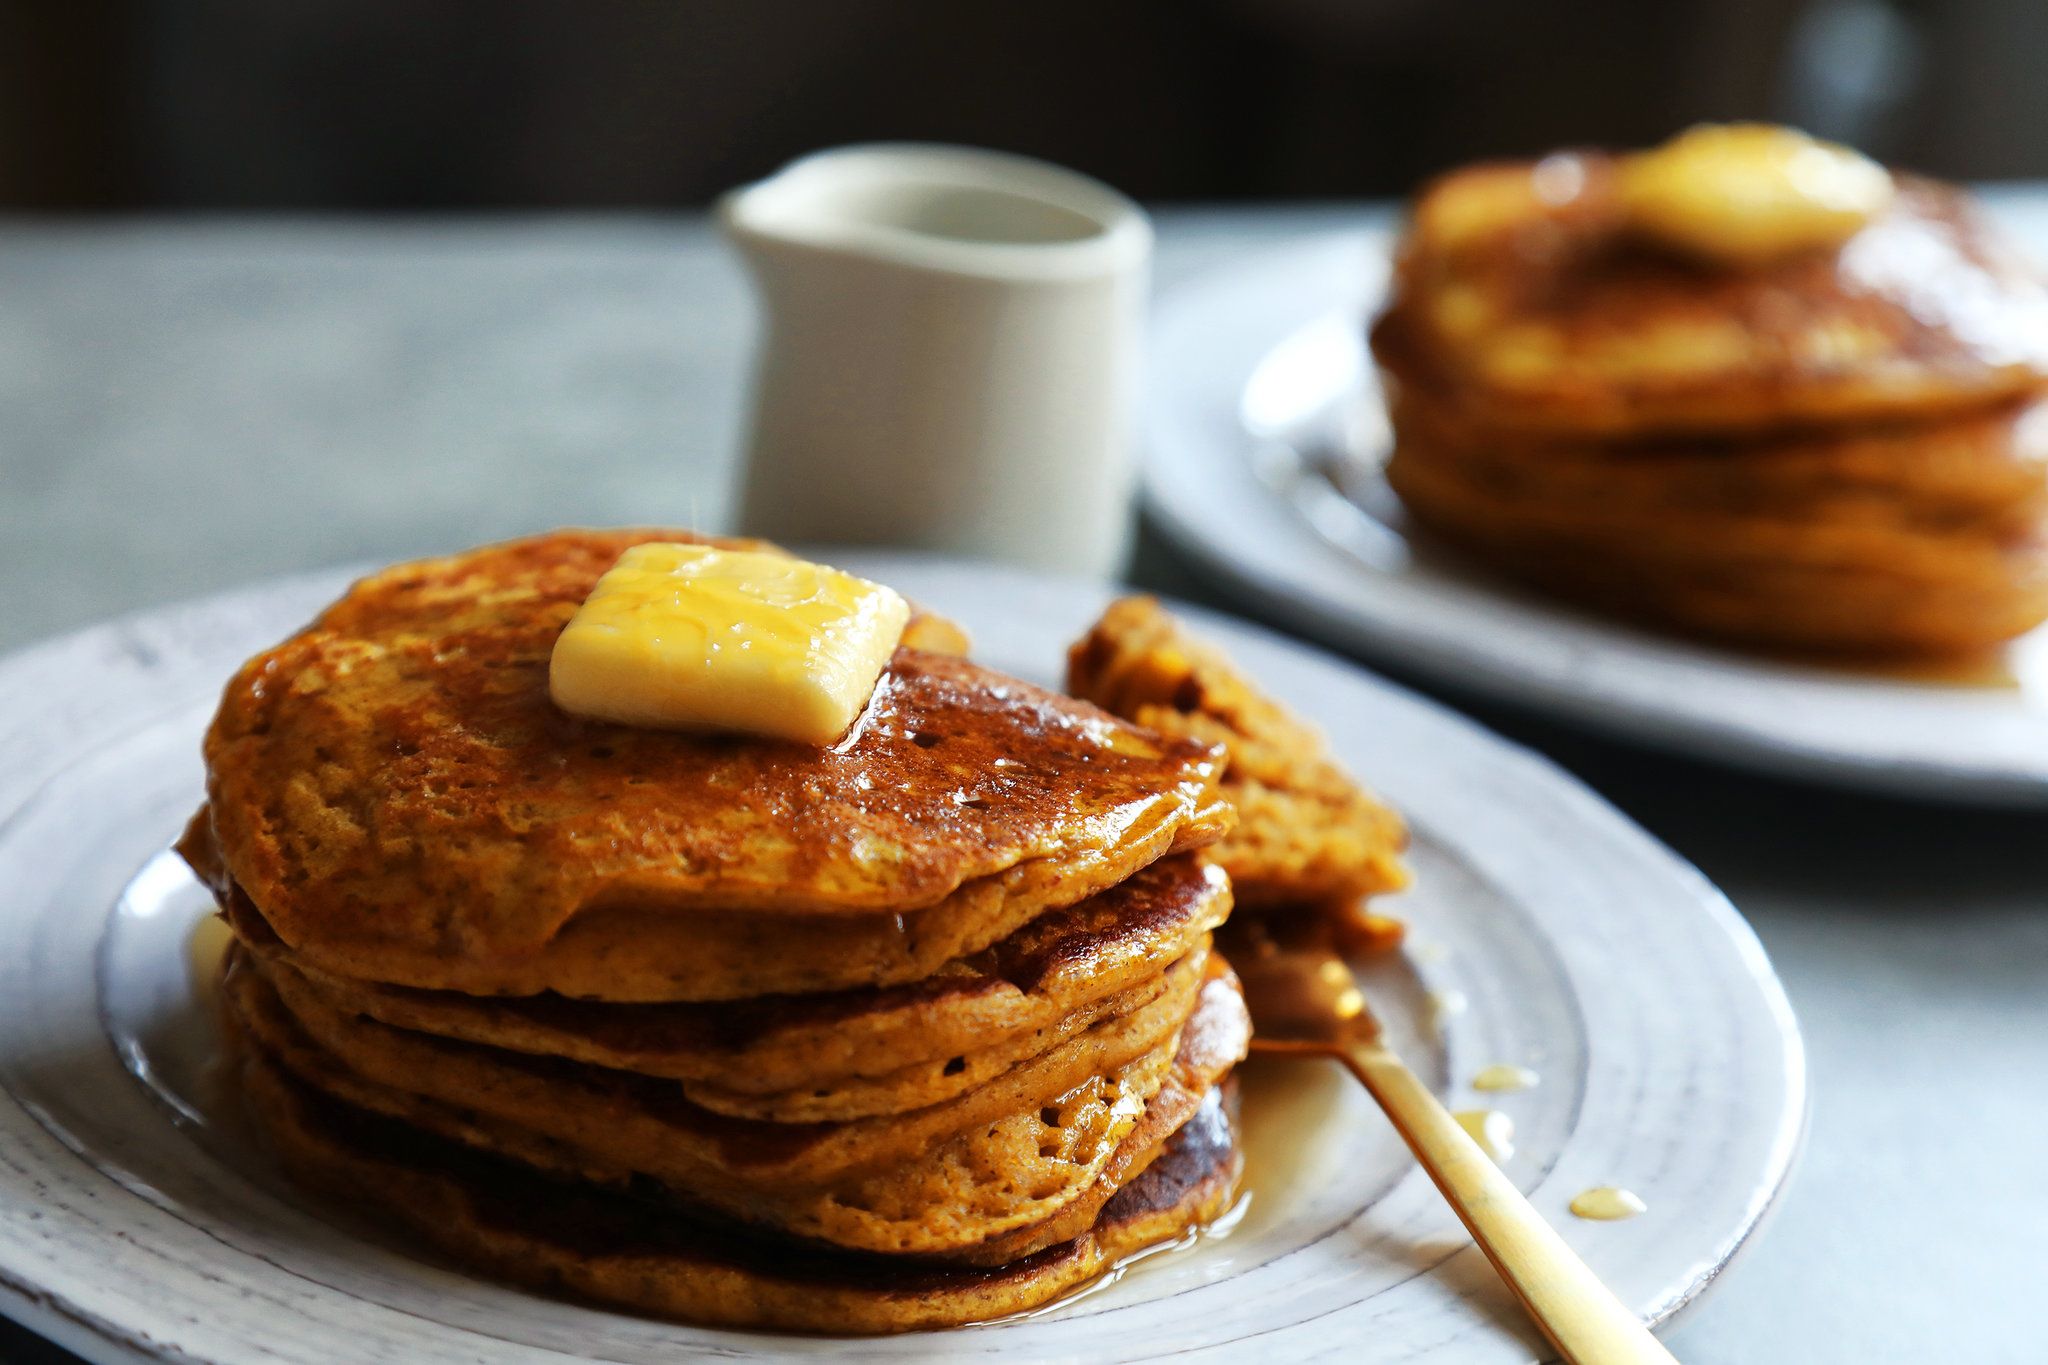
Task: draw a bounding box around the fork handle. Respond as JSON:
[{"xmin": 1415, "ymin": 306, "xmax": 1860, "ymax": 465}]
[{"xmin": 1341, "ymin": 1041, "xmax": 1680, "ymax": 1365}]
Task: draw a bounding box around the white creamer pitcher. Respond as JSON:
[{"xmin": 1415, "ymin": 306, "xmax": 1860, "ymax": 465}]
[{"xmin": 720, "ymin": 144, "xmax": 1152, "ymax": 579}]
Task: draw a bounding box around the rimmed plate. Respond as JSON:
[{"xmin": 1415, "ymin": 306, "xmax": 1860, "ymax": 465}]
[
  {"xmin": 1142, "ymin": 230, "xmax": 2048, "ymax": 806},
  {"xmin": 0, "ymin": 556, "xmax": 1802, "ymax": 1362}
]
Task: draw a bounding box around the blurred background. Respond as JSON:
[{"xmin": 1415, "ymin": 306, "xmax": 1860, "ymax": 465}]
[{"xmin": 5, "ymin": 0, "xmax": 2043, "ymax": 212}]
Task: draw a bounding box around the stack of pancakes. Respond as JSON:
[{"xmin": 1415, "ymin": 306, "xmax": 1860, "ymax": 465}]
[
  {"xmin": 1068, "ymin": 596, "xmax": 1409, "ymax": 947},
  {"xmin": 1372, "ymin": 152, "xmax": 2048, "ymax": 657},
  {"xmin": 180, "ymin": 529, "xmax": 1251, "ymax": 1332}
]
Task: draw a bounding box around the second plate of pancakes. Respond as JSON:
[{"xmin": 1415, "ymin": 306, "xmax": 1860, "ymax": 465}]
[
  {"xmin": 0, "ymin": 554, "xmax": 1797, "ymax": 1362},
  {"xmin": 1143, "ymin": 226, "xmax": 2048, "ymax": 807}
]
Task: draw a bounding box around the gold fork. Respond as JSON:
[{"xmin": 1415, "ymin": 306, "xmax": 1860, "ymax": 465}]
[{"xmin": 1227, "ymin": 920, "xmax": 1679, "ymax": 1365}]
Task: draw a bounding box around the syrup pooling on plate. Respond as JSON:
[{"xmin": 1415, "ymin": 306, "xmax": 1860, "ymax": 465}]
[
  {"xmin": 982, "ymin": 1188, "xmax": 1255, "ymax": 1325},
  {"xmin": 101, "ymin": 849, "xmax": 244, "ymax": 1137},
  {"xmin": 1570, "ymin": 1186, "xmax": 1648, "ymax": 1221},
  {"xmin": 1224, "ymin": 937, "xmax": 1453, "ymax": 1243},
  {"xmin": 1229, "ymin": 1054, "xmax": 1357, "ymax": 1237},
  {"xmin": 1470, "ymin": 1063, "xmax": 1539, "ymax": 1093}
]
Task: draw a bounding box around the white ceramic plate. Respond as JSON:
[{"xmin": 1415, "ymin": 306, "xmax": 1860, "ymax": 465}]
[
  {"xmin": 1142, "ymin": 230, "xmax": 2048, "ymax": 806},
  {"xmin": 0, "ymin": 556, "xmax": 1803, "ymax": 1363}
]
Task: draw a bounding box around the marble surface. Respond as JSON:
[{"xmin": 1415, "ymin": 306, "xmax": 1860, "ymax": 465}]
[{"xmin": 4, "ymin": 206, "xmax": 2045, "ymax": 1364}]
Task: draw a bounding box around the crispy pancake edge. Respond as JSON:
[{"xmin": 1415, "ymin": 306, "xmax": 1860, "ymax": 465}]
[
  {"xmin": 236, "ymin": 1039, "xmax": 1241, "ymax": 1334},
  {"xmin": 226, "ymin": 855, "xmax": 1230, "ymax": 1100},
  {"xmin": 223, "ymin": 945, "xmax": 1246, "ymax": 1259}
]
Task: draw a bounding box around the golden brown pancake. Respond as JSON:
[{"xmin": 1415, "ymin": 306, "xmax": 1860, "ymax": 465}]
[
  {"xmin": 1386, "ymin": 391, "xmax": 2048, "ymax": 655},
  {"xmin": 1389, "ymin": 385, "xmax": 2048, "ymax": 536},
  {"xmin": 1373, "ymin": 151, "xmax": 2048, "ymax": 657},
  {"xmin": 189, "ymin": 527, "xmax": 1257, "ymax": 1330},
  {"xmin": 224, "ymin": 946, "xmax": 1248, "ymax": 1259},
  {"xmin": 187, "ymin": 529, "xmax": 1230, "ymax": 1002},
  {"xmin": 1378, "ymin": 160, "xmax": 2048, "ymax": 437},
  {"xmin": 1068, "ymin": 597, "xmax": 1410, "ymax": 911},
  {"xmin": 231, "ymin": 940, "xmax": 1199, "ymax": 1192},
  {"xmin": 1390, "ymin": 444, "xmax": 2041, "ymax": 587},
  {"xmin": 235, "ymin": 855, "xmax": 1231, "ymax": 1122},
  {"xmin": 953, "ymin": 955, "xmax": 1251, "ymax": 1263},
  {"xmin": 1400, "ymin": 503, "xmax": 2048, "ymax": 655},
  {"xmin": 237, "ymin": 1040, "xmax": 1242, "ymax": 1333}
]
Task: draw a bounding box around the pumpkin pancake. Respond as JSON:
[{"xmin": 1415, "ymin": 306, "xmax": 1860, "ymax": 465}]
[
  {"xmin": 186, "ymin": 529, "xmax": 1230, "ymax": 1002},
  {"xmin": 1373, "ymin": 139, "xmax": 2048, "ymax": 657},
  {"xmin": 228, "ymin": 855, "xmax": 1230, "ymax": 1122},
  {"xmin": 236, "ymin": 1039, "xmax": 1242, "ymax": 1333},
  {"xmin": 1387, "ymin": 384, "xmax": 2048, "ymax": 537},
  {"xmin": 1377, "ymin": 160, "xmax": 2048, "ymax": 438},
  {"xmin": 1067, "ymin": 597, "xmax": 1410, "ymax": 911},
  {"xmin": 232, "ymin": 942, "xmax": 1203, "ymax": 1192},
  {"xmin": 1386, "ymin": 427, "xmax": 2047, "ymax": 584},
  {"xmin": 1387, "ymin": 406, "xmax": 2048, "ymax": 655},
  {"xmin": 224, "ymin": 946, "xmax": 1246, "ymax": 1259},
  {"xmin": 949, "ymin": 957, "xmax": 1251, "ymax": 1265},
  {"xmin": 1401, "ymin": 512, "xmax": 2048, "ymax": 656},
  {"xmin": 190, "ymin": 527, "xmax": 1258, "ymax": 1330}
]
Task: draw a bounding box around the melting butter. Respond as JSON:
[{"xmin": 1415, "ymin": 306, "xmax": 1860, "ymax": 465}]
[
  {"xmin": 1619, "ymin": 123, "xmax": 1893, "ymax": 268},
  {"xmin": 1471, "ymin": 1063, "xmax": 1539, "ymax": 1093},
  {"xmin": 1454, "ymin": 1108, "xmax": 1516, "ymax": 1163},
  {"xmin": 1570, "ymin": 1186, "xmax": 1648, "ymax": 1221},
  {"xmin": 548, "ymin": 543, "xmax": 908, "ymax": 743}
]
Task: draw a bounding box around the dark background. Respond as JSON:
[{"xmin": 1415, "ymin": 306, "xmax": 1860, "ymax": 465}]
[{"xmin": 6, "ymin": 0, "xmax": 2045, "ymax": 212}]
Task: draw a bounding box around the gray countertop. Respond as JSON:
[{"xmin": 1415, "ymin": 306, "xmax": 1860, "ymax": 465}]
[{"xmin": 4, "ymin": 206, "xmax": 2045, "ymax": 1365}]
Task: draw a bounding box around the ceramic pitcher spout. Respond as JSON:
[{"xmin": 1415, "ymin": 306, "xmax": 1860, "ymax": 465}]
[{"xmin": 720, "ymin": 144, "xmax": 1153, "ymax": 578}]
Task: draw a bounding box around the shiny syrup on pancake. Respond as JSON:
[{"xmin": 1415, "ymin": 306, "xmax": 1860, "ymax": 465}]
[
  {"xmin": 972, "ymin": 1088, "xmax": 1253, "ymax": 1325},
  {"xmin": 975, "ymin": 1190, "xmax": 1254, "ymax": 1325},
  {"xmin": 972, "ymin": 1026, "xmax": 1373, "ymax": 1328}
]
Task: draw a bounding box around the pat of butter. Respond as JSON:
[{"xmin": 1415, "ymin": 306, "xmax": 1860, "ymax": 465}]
[
  {"xmin": 1619, "ymin": 123, "xmax": 1893, "ymax": 267},
  {"xmin": 549, "ymin": 543, "xmax": 909, "ymax": 744}
]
